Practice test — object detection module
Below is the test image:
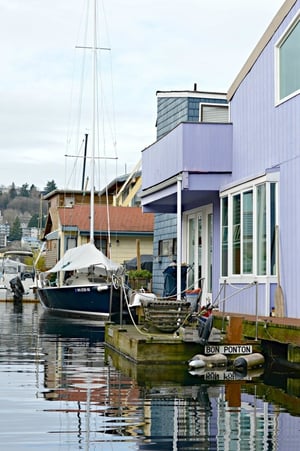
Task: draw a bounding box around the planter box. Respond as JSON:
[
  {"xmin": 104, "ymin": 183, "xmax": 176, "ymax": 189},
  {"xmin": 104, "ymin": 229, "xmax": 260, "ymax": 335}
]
[{"xmin": 129, "ymin": 277, "xmax": 151, "ymax": 291}]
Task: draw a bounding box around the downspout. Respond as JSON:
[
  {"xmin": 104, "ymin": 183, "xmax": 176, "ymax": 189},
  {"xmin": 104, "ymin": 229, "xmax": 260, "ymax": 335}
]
[{"xmin": 177, "ymin": 175, "xmax": 182, "ymax": 300}]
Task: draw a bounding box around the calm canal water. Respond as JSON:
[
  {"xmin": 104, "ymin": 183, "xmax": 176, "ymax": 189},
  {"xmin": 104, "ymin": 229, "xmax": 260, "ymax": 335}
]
[{"xmin": 0, "ymin": 301, "xmax": 299, "ymax": 450}]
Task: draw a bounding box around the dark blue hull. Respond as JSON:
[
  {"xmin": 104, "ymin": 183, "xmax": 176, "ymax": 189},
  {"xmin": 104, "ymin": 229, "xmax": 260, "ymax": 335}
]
[{"xmin": 37, "ymin": 283, "xmax": 124, "ymax": 322}]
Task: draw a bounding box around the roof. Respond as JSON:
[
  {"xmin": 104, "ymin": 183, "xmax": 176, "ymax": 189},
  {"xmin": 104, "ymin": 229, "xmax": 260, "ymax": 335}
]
[
  {"xmin": 227, "ymin": 0, "xmax": 297, "ymax": 100},
  {"xmin": 98, "ymin": 171, "xmax": 142, "ymax": 196},
  {"xmin": 57, "ymin": 205, "xmax": 154, "ymax": 233},
  {"xmin": 156, "ymin": 89, "xmax": 227, "ymax": 99}
]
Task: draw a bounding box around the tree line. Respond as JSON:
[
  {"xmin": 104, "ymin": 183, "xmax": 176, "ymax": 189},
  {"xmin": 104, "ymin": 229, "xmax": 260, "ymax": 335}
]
[{"xmin": 0, "ymin": 180, "xmax": 57, "ymax": 242}]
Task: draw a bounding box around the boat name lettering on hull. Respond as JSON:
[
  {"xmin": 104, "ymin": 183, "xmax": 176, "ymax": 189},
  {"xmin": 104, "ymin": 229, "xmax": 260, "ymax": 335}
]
[
  {"xmin": 205, "ymin": 345, "xmax": 253, "ymax": 355},
  {"xmin": 75, "ymin": 287, "xmax": 92, "ymax": 293}
]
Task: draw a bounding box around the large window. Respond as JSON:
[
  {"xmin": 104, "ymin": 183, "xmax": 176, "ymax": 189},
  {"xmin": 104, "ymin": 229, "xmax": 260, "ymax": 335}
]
[
  {"xmin": 221, "ymin": 179, "xmax": 277, "ymax": 278},
  {"xmin": 276, "ymin": 13, "xmax": 300, "ymax": 102}
]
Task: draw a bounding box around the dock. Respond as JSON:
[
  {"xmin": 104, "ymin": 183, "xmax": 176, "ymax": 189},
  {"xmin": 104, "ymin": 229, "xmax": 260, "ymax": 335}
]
[
  {"xmin": 105, "ymin": 312, "xmax": 300, "ymax": 369},
  {"xmin": 105, "ymin": 323, "xmax": 201, "ymax": 364}
]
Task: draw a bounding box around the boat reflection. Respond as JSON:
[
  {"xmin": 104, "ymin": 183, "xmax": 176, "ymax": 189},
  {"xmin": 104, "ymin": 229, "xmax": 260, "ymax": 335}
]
[{"xmin": 39, "ymin": 310, "xmax": 105, "ymax": 342}]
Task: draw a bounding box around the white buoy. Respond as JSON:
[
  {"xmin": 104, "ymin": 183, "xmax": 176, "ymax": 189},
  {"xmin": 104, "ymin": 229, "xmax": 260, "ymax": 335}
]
[
  {"xmin": 188, "ymin": 353, "xmax": 227, "ymax": 369},
  {"xmin": 188, "ymin": 358, "xmax": 206, "ymax": 369}
]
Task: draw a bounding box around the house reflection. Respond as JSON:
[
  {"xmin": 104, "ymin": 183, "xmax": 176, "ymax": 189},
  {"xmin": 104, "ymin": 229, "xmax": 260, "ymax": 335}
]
[{"xmin": 38, "ymin": 319, "xmax": 300, "ymax": 450}]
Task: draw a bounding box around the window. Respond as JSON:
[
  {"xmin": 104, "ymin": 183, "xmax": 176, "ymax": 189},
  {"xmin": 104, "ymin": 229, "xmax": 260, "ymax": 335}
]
[
  {"xmin": 276, "ymin": 13, "xmax": 300, "ymax": 102},
  {"xmin": 95, "ymin": 237, "xmax": 107, "ymax": 255},
  {"xmin": 200, "ymin": 104, "xmax": 229, "ymax": 123},
  {"xmin": 257, "ymin": 184, "xmax": 266, "ymax": 275},
  {"xmin": 66, "ymin": 237, "xmax": 77, "ymax": 250},
  {"xmin": 243, "ymin": 191, "xmax": 253, "ymax": 274},
  {"xmin": 232, "ymin": 194, "xmax": 241, "ymax": 274},
  {"xmin": 158, "ymin": 238, "xmax": 177, "ymax": 257},
  {"xmin": 221, "ymin": 197, "xmax": 228, "ymax": 277},
  {"xmin": 221, "ymin": 178, "xmax": 277, "ymax": 278}
]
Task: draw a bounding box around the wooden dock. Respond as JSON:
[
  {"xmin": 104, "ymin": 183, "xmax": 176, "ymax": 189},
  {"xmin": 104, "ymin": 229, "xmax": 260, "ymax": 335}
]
[
  {"xmin": 105, "ymin": 312, "xmax": 300, "ymax": 368},
  {"xmin": 105, "ymin": 323, "xmax": 201, "ymax": 364}
]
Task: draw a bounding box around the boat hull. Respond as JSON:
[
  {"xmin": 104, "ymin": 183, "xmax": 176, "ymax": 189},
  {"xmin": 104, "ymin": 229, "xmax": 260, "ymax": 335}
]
[{"xmin": 37, "ymin": 283, "xmax": 124, "ymax": 322}]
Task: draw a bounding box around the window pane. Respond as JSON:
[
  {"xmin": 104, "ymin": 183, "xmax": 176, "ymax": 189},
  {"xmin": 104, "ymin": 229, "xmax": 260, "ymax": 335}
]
[
  {"xmin": 232, "ymin": 194, "xmax": 241, "ymax": 274},
  {"xmin": 207, "ymin": 213, "xmax": 213, "ymax": 291},
  {"xmin": 221, "ymin": 197, "xmax": 228, "ymax": 276},
  {"xmin": 257, "ymin": 184, "xmax": 266, "ymax": 275},
  {"xmin": 280, "ymin": 20, "xmax": 300, "ymax": 99},
  {"xmin": 270, "ymin": 183, "xmax": 276, "ymax": 275},
  {"xmin": 66, "ymin": 237, "xmax": 77, "ymax": 251},
  {"xmin": 188, "ymin": 218, "xmax": 195, "ymax": 288},
  {"xmin": 243, "ymin": 190, "xmax": 253, "ymax": 273}
]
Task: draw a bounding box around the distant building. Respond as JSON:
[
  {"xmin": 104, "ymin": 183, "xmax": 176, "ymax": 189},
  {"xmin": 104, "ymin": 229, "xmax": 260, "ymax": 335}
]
[{"xmin": 0, "ymin": 221, "xmax": 9, "ymax": 248}]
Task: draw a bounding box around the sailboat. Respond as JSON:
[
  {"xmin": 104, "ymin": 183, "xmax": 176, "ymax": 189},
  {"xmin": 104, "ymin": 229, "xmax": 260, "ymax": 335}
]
[{"xmin": 37, "ymin": 0, "xmax": 126, "ymax": 322}]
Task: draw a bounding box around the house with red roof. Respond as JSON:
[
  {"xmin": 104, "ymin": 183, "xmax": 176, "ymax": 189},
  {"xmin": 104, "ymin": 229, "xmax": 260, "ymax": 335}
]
[{"xmin": 42, "ymin": 189, "xmax": 154, "ymax": 269}]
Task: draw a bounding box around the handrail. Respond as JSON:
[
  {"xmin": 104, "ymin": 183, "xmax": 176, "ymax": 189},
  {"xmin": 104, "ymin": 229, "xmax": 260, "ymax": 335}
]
[{"xmin": 213, "ymin": 280, "xmax": 259, "ymax": 339}]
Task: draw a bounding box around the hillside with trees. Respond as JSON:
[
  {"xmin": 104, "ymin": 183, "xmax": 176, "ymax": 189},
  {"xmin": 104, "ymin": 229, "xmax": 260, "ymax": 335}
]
[{"xmin": 0, "ymin": 180, "xmax": 57, "ymax": 247}]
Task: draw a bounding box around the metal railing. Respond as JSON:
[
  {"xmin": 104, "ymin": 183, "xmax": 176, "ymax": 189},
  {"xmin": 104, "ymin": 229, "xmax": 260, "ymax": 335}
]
[{"xmin": 213, "ymin": 280, "xmax": 259, "ymax": 340}]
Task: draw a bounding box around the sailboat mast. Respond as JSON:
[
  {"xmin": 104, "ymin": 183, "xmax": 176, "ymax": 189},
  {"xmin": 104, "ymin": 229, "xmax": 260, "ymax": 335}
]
[
  {"xmin": 81, "ymin": 133, "xmax": 88, "ymax": 191},
  {"xmin": 90, "ymin": 0, "xmax": 97, "ymax": 245}
]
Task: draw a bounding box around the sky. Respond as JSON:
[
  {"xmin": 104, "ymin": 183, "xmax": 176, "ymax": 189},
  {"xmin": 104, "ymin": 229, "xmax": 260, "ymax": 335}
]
[{"xmin": 0, "ymin": 0, "xmax": 285, "ymax": 191}]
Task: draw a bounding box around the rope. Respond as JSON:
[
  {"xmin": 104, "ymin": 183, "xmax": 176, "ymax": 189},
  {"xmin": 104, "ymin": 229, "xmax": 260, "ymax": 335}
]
[{"xmin": 118, "ymin": 280, "xmax": 193, "ymax": 338}]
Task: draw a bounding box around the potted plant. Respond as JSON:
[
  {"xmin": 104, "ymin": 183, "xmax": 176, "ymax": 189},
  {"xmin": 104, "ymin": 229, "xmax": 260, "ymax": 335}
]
[{"xmin": 127, "ymin": 269, "xmax": 152, "ymax": 291}]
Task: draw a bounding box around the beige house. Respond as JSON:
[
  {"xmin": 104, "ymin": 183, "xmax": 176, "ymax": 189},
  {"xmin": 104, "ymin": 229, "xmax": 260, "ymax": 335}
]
[{"xmin": 42, "ymin": 188, "xmax": 154, "ymax": 270}]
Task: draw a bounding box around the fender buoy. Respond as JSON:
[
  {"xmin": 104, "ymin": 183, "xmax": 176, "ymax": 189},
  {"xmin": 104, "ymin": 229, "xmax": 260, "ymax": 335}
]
[
  {"xmin": 233, "ymin": 353, "xmax": 265, "ymax": 372},
  {"xmin": 189, "ymin": 359, "xmax": 205, "ymax": 368},
  {"xmin": 189, "ymin": 352, "xmax": 227, "ymax": 369}
]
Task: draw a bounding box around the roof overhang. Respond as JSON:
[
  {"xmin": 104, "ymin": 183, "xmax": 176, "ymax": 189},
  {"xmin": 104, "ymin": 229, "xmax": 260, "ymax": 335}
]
[{"xmin": 141, "ymin": 171, "xmax": 231, "ymax": 213}]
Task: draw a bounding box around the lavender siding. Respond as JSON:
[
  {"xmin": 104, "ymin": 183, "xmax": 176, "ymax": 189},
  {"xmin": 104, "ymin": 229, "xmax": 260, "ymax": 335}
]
[
  {"xmin": 229, "ymin": 2, "xmax": 300, "ymax": 317},
  {"xmin": 141, "ymin": 2, "xmax": 299, "ymax": 318},
  {"xmin": 142, "ymin": 122, "xmax": 232, "ymax": 191}
]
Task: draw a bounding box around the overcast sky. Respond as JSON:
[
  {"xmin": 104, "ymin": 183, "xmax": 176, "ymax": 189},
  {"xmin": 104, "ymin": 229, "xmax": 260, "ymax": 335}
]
[{"xmin": 0, "ymin": 0, "xmax": 284, "ymax": 191}]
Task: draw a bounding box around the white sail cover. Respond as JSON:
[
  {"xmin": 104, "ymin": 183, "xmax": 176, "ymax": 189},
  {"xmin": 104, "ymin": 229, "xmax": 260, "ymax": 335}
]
[{"xmin": 47, "ymin": 243, "xmax": 120, "ymax": 273}]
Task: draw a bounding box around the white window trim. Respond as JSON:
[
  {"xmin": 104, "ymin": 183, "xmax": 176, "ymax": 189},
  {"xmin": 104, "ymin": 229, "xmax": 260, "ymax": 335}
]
[
  {"xmin": 275, "ymin": 10, "xmax": 300, "ymax": 106},
  {"xmin": 199, "ymin": 102, "xmax": 229, "ymax": 122},
  {"xmin": 220, "ymin": 173, "xmax": 279, "ymax": 284},
  {"xmin": 182, "ymin": 204, "xmax": 213, "ymax": 299}
]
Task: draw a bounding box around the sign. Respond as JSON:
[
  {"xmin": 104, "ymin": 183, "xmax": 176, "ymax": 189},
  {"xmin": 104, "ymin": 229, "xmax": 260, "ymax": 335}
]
[
  {"xmin": 204, "ymin": 371, "xmax": 252, "ymax": 381},
  {"xmin": 204, "ymin": 344, "xmax": 253, "ymax": 355}
]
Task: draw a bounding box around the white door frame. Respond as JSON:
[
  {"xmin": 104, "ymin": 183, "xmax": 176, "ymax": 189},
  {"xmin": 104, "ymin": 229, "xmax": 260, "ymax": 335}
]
[{"xmin": 182, "ymin": 204, "xmax": 213, "ymax": 305}]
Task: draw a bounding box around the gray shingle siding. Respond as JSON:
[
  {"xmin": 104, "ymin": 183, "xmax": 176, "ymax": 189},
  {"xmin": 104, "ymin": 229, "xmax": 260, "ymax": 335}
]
[
  {"xmin": 152, "ymin": 92, "xmax": 228, "ymax": 296},
  {"xmin": 152, "ymin": 213, "xmax": 177, "ymax": 295}
]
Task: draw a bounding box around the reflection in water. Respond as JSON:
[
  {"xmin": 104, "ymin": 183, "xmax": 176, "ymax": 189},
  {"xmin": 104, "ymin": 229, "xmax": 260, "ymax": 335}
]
[{"xmin": 0, "ymin": 302, "xmax": 299, "ymax": 450}]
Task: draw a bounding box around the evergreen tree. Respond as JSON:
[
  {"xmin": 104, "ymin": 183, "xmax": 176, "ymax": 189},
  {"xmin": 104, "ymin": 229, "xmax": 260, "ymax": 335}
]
[
  {"xmin": 9, "ymin": 182, "xmax": 17, "ymax": 200},
  {"xmin": 9, "ymin": 216, "xmax": 22, "ymax": 241},
  {"xmin": 28, "ymin": 213, "xmax": 39, "ymax": 228},
  {"xmin": 20, "ymin": 183, "xmax": 30, "ymax": 197},
  {"xmin": 29, "ymin": 184, "xmax": 39, "ymax": 198},
  {"xmin": 44, "ymin": 180, "xmax": 57, "ymax": 195}
]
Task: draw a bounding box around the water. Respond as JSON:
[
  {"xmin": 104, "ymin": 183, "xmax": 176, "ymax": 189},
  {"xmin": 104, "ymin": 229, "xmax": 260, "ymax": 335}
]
[{"xmin": 0, "ymin": 302, "xmax": 299, "ymax": 450}]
